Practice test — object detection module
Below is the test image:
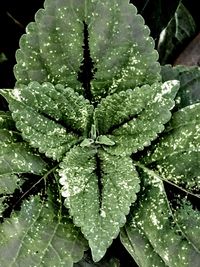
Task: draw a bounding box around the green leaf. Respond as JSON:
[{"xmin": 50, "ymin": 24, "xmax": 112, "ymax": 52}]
[
  {"xmin": 14, "ymin": 1, "xmax": 85, "ymax": 91},
  {"xmin": 174, "ymin": 201, "xmax": 200, "ymax": 251},
  {"xmin": 14, "ymin": 0, "xmax": 160, "ymax": 100},
  {"xmin": 144, "ymin": 103, "xmax": 200, "ymax": 191},
  {"xmin": 158, "ymin": 3, "xmax": 196, "ymax": 65},
  {"xmin": 120, "ymin": 225, "xmax": 166, "ymax": 267},
  {"xmin": 58, "ymin": 146, "xmax": 140, "ymax": 262},
  {"xmin": 0, "ymin": 194, "xmax": 87, "ymax": 266},
  {"xmin": 86, "ymin": 0, "xmax": 161, "ymax": 98},
  {"xmin": 124, "ymin": 166, "xmax": 200, "ymax": 267},
  {"xmin": 102, "ymin": 80, "xmax": 179, "ymax": 156},
  {"xmin": 161, "ymin": 65, "xmax": 200, "ymax": 110},
  {"xmin": 0, "ymin": 82, "xmax": 93, "ymax": 160}
]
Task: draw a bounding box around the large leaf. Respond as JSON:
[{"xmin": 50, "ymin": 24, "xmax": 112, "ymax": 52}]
[
  {"xmin": 0, "ymin": 194, "xmax": 87, "ymax": 266},
  {"xmin": 86, "ymin": 0, "xmax": 160, "ymax": 98},
  {"xmin": 144, "ymin": 103, "xmax": 200, "ymax": 192},
  {"xmin": 14, "ymin": 0, "xmax": 161, "ymax": 101},
  {"xmin": 161, "ymin": 65, "xmax": 200, "ymax": 110},
  {"xmin": 122, "ymin": 166, "xmax": 200, "ymax": 267},
  {"xmin": 58, "ymin": 146, "xmax": 140, "ymax": 262},
  {"xmin": 100, "ymin": 80, "xmax": 179, "ymax": 156},
  {"xmin": 14, "ymin": 0, "xmax": 85, "ymax": 91},
  {"xmin": 0, "ymin": 82, "xmax": 93, "ymax": 160}
]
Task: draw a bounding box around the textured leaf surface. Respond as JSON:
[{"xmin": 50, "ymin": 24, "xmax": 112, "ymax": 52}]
[
  {"xmin": 59, "ymin": 146, "xmax": 140, "ymax": 262},
  {"xmin": 14, "ymin": 0, "xmax": 160, "ymax": 100},
  {"xmin": 161, "ymin": 65, "xmax": 200, "ymax": 110},
  {"xmin": 174, "ymin": 202, "xmax": 200, "ymax": 251},
  {"xmin": 0, "ymin": 82, "xmax": 92, "ymax": 160},
  {"xmin": 102, "ymin": 80, "xmax": 179, "ymax": 156},
  {"xmin": 123, "ymin": 166, "xmax": 200, "ymax": 267},
  {"xmin": 0, "ymin": 112, "xmax": 46, "ymax": 195},
  {"xmin": 86, "ymin": 0, "xmax": 160, "ymax": 98},
  {"xmin": 120, "ymin": 226, "xmax": 166, "ymax": 267},
  {"xmin": 144, "ymin": 103, "xmax": 200, "ymax": 191},
  {"xmin": 14, "ymin": 0, "xmax": 85, "ymax": 91},
  {"xmin": 0, "ymin": 195, "xmax": 87, "ymax": 267}
]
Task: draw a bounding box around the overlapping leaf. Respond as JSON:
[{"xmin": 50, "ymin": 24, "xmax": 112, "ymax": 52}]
[
  {"xmin": 14, "ymin": 0, "xmax": 160, "ymax": 101},
  {"xmin": 144, "ymin": 103, "xmax": 200, "ymax": 191},
  {"xmin": 85, "ymin": 0, "xmax": 161, "ymax": 98},
  {"xmin": 120, "ymin": 225, "xmax": 166, "ymax": 267},
  {"xmin": 0, "ymin": 112, "xmax": 47, "ymax": 195},
  {"xmin": 59, "ymin": 146, "xmax": 140, "ymax": 261},
  {"xmin": 161, "ymin": 65, "xmax": 200, "ymax": 109},
  {"xmin": 95, "ymin": 80, "xmax": 179, "ymax": 156},
  {"xmin": 121, "ymin": 166, "xmax": 200, "ymax": 267},
  {"xmin": 0, "ymin": 82, "xmax": 93, "ymax": 161},
  {"xmin": 0, "ymin": 194, "xmax": 87, "ymax": 266}
]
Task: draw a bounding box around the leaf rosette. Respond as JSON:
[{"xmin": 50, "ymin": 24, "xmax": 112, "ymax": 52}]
[{"xmin": 1, "ymin": 0, "xmax": 200, "ymax": 265}]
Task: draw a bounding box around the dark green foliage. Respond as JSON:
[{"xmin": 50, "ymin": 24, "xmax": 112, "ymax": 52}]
[{"xmin": 0, "ymin": 0, "xmax": 199, "ymax": 266}]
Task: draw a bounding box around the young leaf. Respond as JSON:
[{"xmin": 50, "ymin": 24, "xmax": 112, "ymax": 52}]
[
  {"xmin": 58, "ymin": 146, "xmax": 140, "ymax": 262},
  {"xmin": 102, "ymin": 80, "xmax": 179, "ymax": 156},
  {"xmin": 144, "ymin": 103, "xmax": 200, "ymax": 191},
  {"xmin": 0, "ymin": 195, "xmax": 87, "ymax": 267},
  {"xmin": 123, "ymin": 166, "xmax": 200, "ymax": 267}
]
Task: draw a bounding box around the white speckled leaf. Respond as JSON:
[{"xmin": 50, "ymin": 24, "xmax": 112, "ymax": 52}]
[
  {"xmin": 14, "ymin": 0, "xmax": 86, "ymax": 91},
  {"xmin": 174, "ymin": 202, "xmax": 200, "ymax": 251},
  {"xmin": 144, "ymin": 103, "xmax": 200, "ymax": 191},
  {"xmin": 126, "ymin": 166, "xmax": 200, "ymax": 267},
  {"xmin": 0, "ymin": 142, "xmax": 47, "ymax": 194},
  {"xmin": 14, "ymin": 0, "xmax": 160, "ymax": 99},
  {"xmin": 86, "ymin": 0, "xmax": 161, "ymax": 98},
  {"xmin": 103, "ymin": 80, "xmax": 179, "ymax": 156},
  {"xmin": 120, "ymin": 225, "xmax": 167, "ymax": 267},
  {"xmin": 94, "ymin": 83, "xmax": 156, "ymax": 135},
  {"xmin": 58, "ymin": 146, "xmax": 140, "ymax": 262},
  {"xmin": 161, "ymin": 65, "xmax": 200, "ymax": 110},
  {"xmin": 0, "ymin": 195, "xmax": 87, "ymax": 267},
  {"xmin": 0, "ymin": 83, "xmax": 92, "ymax": 160},
  {"xmin": 0, "ymin": 111, "xmax": 47, "ymax": 195}
]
